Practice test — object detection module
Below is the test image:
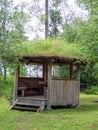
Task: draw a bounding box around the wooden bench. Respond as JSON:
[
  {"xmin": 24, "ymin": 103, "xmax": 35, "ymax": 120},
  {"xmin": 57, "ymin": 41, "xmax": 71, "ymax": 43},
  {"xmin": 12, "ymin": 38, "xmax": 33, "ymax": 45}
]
[{"xmin": 18, "ymin": 87, "xmax": 26, "ymax": 96}]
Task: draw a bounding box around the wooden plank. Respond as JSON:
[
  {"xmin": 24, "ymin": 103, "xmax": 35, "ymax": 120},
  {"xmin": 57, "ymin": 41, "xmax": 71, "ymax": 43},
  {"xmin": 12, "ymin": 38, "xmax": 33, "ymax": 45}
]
[
  {"xmin": 12, "ymin": 106, "xmax": 38, "ymax": 111},
  {"xmin": 72, "ymin": 81, "xmax": 76, "ymax": 105},
  {"xmin": 43, "ymin": 64, "xmax": 48, "ymax": 81},
  {"xmin": 51, "ymin": 80, "xmax": 56, "ymax": 105},
  {"xmin": 69, "ymin": 80, "xmax": 80, "ymax": 106},
  {"xmin": 51, "ymin": 79, "xmax": 80, "ymax": 106},
  {"xmin": 56, "ymin": 80, "xmax": 59, "ymax": 105},
  {"xmin": 18, "ymin": 77, "xmax": 44, "ymax": 88},
  {"xmin": 18, "ymin": 96, "xmax": 47, "ymax": 101},
  {"xmin": 16, "ymin": 98, "xmax": 46, "ymax": 106},
  {"xmin": 16, "ymin": 102, "xmax": 41, "ymax": 106},
  {"xmin": 76, "ymin": 81, "xmax": 80, "ymax": 105},
  {"xmin": 37, "ymin": 101, "xmax": 45, "ymax": 112},
  {"xmin": 10, "ymin": 98, "xmax": 18, "ymax": 110},
  {"xmin": 18, "ymin": 77, "xmax": 44, "ymax": 96},
  {"xmin": 47, "ymin": 62, "xmax": 52, "ymax": 110},
  {"xmin": 59, "ymin": 80, "xmax": 63, "ymax": 105},
  {"xmin": 43, "ymin": 64, "xmax": 48, "ymax": 98}
]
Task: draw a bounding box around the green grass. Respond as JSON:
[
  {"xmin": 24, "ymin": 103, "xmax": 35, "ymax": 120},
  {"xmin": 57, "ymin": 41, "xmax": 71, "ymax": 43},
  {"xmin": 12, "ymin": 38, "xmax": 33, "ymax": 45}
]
[
  {"xmin": 18, "ymin": 39, "xmax": 81, "ymax": 59},
  {"xmin": 0, "ymin": 93, "xmax": 98, "ymax": 130}
]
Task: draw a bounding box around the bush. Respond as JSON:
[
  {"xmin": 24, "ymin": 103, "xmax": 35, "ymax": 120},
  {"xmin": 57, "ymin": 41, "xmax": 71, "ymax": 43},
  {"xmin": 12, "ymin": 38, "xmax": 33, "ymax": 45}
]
[
  {"xmin": 0, "ymin": 75, "xmax": 14, "ymax": 102},
  {"xmin": 85, "ymin": 86, "xmax": 98, "ymax": 95}
]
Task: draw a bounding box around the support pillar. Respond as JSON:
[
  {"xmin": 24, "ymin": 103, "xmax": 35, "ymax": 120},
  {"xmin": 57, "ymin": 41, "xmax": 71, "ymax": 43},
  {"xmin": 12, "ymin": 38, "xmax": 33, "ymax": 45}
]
[
  {"xmin": 47, "ymin": 62, "xmax": 52, "ymax": 110},
  {"xmin": 43, "ymin": 64, "xmax": 48, "ymax": 97},
  {"xmin": 13, "ymin": 65, "xmax": 19, "ymax": 102}
]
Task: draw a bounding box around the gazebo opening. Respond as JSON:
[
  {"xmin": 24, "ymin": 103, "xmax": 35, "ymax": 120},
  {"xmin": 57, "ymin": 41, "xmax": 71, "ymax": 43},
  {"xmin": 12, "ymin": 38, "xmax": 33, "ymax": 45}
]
[
  {"xmin": 52, "ymin": 65, "xmax": 70, "ymax": 79},
  {"xmin": 18, "ymin": 64, "xmax": 44, "ymax": 97}
]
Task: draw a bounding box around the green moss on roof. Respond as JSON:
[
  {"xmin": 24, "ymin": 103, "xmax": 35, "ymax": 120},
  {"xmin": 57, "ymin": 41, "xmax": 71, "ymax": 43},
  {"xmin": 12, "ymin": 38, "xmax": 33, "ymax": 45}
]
[{"xmin": 19, "ymin": 39, "xmax": 81, "ymax": 59}]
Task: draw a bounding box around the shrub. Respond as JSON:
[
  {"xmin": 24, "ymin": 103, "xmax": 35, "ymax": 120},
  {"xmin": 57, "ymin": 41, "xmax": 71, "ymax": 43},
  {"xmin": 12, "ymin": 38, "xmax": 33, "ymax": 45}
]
[
  {"xmin": 0, "ymin": 75, "xmax": 14, "ymax": 102},
  {"xmin": 85, "ymin": 86, "xmax": 98, "ymax": 95}
]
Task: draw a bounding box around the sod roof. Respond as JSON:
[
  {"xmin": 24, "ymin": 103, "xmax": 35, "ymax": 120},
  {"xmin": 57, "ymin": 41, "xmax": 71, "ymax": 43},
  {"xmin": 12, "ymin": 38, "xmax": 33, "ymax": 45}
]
[
  {"xmin": 20, "ymin": 39, "xmax": 81, "ymax": 57},
  {"xmin": 18, "ymin": 39, "xmax": 83, "ymax": 63}
]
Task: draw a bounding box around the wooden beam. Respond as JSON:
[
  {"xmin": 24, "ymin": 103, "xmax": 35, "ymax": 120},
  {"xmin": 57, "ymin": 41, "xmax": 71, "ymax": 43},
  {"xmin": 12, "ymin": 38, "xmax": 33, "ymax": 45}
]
[
  {"xmin": 43, "ymin": 64, "xmax": 48, "ymax": 81},
  {"xmin": 43, "ymin": 64, "xmax": 48, "ymax": 97},
  {"xmin": 47, "ymin": 62, "xmax": 52, "ymax": 110},
  {"xmin": 13, "ymin": 65, "xmax": 19, "ymax": 102}
]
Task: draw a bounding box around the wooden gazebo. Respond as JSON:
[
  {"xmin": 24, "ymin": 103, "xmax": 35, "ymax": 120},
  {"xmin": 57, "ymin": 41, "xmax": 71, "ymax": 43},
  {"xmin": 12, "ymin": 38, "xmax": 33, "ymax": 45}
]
[{"xmin": 11, "ymin": 40, "xmax": 82, "ymax": 111}]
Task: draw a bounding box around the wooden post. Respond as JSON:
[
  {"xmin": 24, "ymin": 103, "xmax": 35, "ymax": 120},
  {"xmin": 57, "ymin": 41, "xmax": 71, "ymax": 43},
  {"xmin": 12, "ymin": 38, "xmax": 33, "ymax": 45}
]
[
  {"xmin": 47, "ymin": 62, "xmax": 52, "ymax": 110},
  {"xmin": 76, "ymin": 65, "xmax": 80, "ymax": 106},
  {"xmin": 13, "ymin": 65, "xmax": 19, "ymax": 102},
  {"xmin": 43, "ymin": 64, "xmax": 48, "ymax": 82},
  {"xmin": 70, "ymin": 63, "xmax": 73, "ymax": 79},
  {"xmin": 76, "ymin": 65, "xmax": 80, "ymax": 80},
  {"xmin": 43, "ymin": 64, "xmax": 48, "ymax": 97}
]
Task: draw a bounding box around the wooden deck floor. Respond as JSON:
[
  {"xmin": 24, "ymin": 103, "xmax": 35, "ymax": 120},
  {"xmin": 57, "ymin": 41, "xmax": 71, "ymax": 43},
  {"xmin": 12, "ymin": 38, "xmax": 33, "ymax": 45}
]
[{"xmin": 18, "ymin": 95, "xmax": 47, "ymax": 101}]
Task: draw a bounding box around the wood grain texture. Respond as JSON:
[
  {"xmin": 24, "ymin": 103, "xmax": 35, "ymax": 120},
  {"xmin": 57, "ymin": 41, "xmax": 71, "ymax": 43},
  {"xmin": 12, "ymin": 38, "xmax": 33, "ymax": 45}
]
[{"xmin": 51, "ymin": 80, "xmax": 80, "ymax": 106}]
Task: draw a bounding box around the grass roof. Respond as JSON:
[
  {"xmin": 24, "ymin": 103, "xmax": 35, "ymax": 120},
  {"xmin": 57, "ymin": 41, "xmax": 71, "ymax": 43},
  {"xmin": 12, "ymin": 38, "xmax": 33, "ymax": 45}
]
[{"xmin": 18, "ymin": 39, "xmax": 82, "ymax": 59}]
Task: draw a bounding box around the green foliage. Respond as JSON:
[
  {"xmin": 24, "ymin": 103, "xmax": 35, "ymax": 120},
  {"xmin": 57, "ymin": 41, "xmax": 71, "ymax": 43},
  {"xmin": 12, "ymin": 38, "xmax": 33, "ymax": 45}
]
[
  {"xmin": 76, "ymin": 0, "xmax": 98, "ymax": 61},
  {"xmin": 0, "ymin": 0, "xmax": 28, "ymax": 81},
  {"xmin": 0, "ymin": 75, "xmax": 14, "ymax": 101},
  {"xmin": 92, "ymin": 63, "xmax": 98, "ymax": 79},
  {"xmin": 80, "ymin": 64, "xmax": 98, "ymax": 88},
  {"xmin": 62, "ymin": 24, "xmax": 78, "ymax": 43},
  {"xmin": 49, "ymin": 0, "xmax": 62, "ymax": 37},
  {"xmin": 77, "ymin": 0, "xmax": 98, "ymax": 18},
  {"xmin": 74, "ymin": 0, "xmax": 98, "ymax": 87},
  {"xmin": 52, "ymin": 66, "xmax": 69, "ymax": 79},
  {"xmin": 78, "ymin": 21, "xmax": 98, "ymax": 58},
  {"xmin": 85, "ymin": 86, "xmax": 98, "ymax": 95}
]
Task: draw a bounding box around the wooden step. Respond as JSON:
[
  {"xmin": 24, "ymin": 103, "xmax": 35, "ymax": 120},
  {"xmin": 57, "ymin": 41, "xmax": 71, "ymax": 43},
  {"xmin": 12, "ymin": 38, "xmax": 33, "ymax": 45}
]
[
  {"xmin": 18, "ymin": 97, "xmax": 47, "ymax": 101},
  {"xmin": 16, "ymin": 98, "xmax": 47, "ymax": 106},
  {"xmin": 12, "ymin": 106, "xmax": 38, "ymax": 111},
  {"xmin": 16, "ymin": 102, "xmax": 41, "ymax": 106},
  {"xmin": 11, "ymin": 98, "xmax": 46, "ymax": 112}
]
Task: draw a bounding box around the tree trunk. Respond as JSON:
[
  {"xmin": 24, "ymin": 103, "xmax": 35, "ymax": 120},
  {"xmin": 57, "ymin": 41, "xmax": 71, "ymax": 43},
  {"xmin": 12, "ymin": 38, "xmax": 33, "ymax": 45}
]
[
  {"xmin": 45, "ymin": 0, "xmax": 48, "ymax": 39},
  {"xmin": 3, "ymin": 66, "xmax": 7, "ymax": 82}
]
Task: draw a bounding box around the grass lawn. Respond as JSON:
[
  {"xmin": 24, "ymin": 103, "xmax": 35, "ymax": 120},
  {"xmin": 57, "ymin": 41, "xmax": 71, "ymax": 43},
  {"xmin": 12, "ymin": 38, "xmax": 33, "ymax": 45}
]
[{"xmin": 0, "ymin": 93, "xmax": 98, "ymax": 130}]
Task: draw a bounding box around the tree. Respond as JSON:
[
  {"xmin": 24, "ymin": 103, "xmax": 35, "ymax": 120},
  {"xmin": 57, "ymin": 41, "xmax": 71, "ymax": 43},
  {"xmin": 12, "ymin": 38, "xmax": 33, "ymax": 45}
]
[
  {"xmin": 62, "ymin": 23, "xmax": 77, "ymax": 43},
  {"xmin": 48, "ymin": 0, "xmax": 62, "ymax": 37},
  {"xmin": 77, "ymin": 0, "xmax": 98, "ymax": 20},
  {"xmin": 0, "ymin": 0, "xmax": 14, "ymax": 80},
  {"xmin": 76, "ymin": 0, "xmax": 98, "ymax": 61},
  {"xmin": 75, "ymin": 0, "xmax": 98, "ymax": 86},
  {"xmin": 0, "ymin": 0, "xmax": 28, "ymax": 81},
  {"xmin": 45, "ymin": 0, "xmax": 48, "ymax": 38},
  {"xmin": 49, "ymin": 9, "xmax": 62, "ymax": 37}
]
